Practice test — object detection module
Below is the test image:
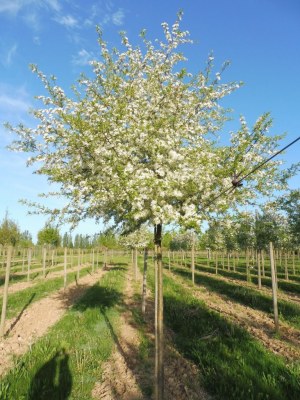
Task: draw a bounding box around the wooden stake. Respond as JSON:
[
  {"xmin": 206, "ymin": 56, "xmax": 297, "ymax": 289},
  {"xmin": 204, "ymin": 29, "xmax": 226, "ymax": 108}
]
[
  {"xmin": 257, "ymin": 250, "xmax": 262, "ymax": 289},
  {"xmin": 27, "ymin": 248, "xmax": 31, "ymax": 282},
  {"xmin": 154, "ymin": 224, "xmax": 164, "ymax": 400},
  {"xmin": 191, "ymin": 234, "xmax": 195, "ymax": 285},
  {"xmin": 269, "ymin": 242, "xmax": 279, "ymax": 332},
  {"xmin": 134, "ymin": 248, "xmax": 138, "ymax": 281},
  {"xmin": 42, "ymin": 246, "xmax": 46, "ymax": 278},
  {"xmin": 0, "ymin": 247, "xmax": 12, "ymax": 337},
  {"xmin": 64, "ymin": 247, "xmax": 67, "ymax": 289},
  {"xmin": 142, "ymin": 247, "xmax": 148, "ymax": 314}
]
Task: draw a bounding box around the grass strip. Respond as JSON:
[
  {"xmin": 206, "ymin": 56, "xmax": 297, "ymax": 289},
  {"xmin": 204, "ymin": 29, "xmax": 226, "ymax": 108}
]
[
  {"xmin": 142, "ymin": 257, "xmax": 300, "ymax": 399},
  {"xmin": 161, "ymin": 272, "xmax": 300, "ymax": 400},
  {"xmin": 0, "ymin": 264, "xmax": 127, "ymax": 400},
  {"xmin": 187, "ymin": 259, "xmax": 300, "ymax": 294},
  {"xmin": 172, "ymin": 267, "xmax": 300, "ymax": 330},
  {"xmin": 0, "ymin": 266, "xmax": 97, "ymax": 320}
]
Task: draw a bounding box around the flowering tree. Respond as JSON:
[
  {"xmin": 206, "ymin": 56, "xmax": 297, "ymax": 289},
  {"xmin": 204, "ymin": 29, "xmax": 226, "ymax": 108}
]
[{"xmin": 7, "ymin": 14, "xmax": 293, "ymax": 399}]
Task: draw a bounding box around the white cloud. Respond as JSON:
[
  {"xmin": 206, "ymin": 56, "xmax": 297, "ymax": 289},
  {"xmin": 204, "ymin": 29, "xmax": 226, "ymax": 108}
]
[
  {"xmin": 3, "ymin": 43, "xmax": 18, "ymax": 66},
  {"xmin": 45, "ymin": 0, "xmax": 61, "ymax": 12},
  {"xmin": 112, "ymin": 8, "xmax": 125, "ymax": 26},
  {"xmin": 83, "ymin": 3, "xmax": 125, "ymax": 28},
  {"xmin": 0, "ymin": 93, "xmax": 30, "ymax": 113},
  {"xmin": 0, "ymin": 84, "xmax": 33, "ymax": 126},
  {"xmin": 72, "ymin": 49, "xmax": 94, "ymax": 66},
  {"xmin": 0, "ymin": 0, "xmax": 61, "ymax": 15},
  {"xmin": 23, "ymin": 11, "xmax": 40, "ymax": 30},
  {"xmin": 33, "ymin": 35, "xmax": 41, "ymax": 45},
  {"xmin": 54, "ymin": 14, "xmax": 78, "ymax": 28}
]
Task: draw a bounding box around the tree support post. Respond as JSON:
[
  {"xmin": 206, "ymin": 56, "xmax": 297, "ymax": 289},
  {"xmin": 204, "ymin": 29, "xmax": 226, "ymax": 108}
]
[
  {"xmin": 154, "ymin": 223, "xmax": 164, "ymax": 400},
  {"xmin": 269, "ymin": 242, "xmax": 279, "ymax": 332},
  {"xmin": 142, "ymin": 247, "xmax": 148, "ymax": 314},
  {"xmin": 0, "ymin": 246, "xmax": 12, "ymax": 337}
]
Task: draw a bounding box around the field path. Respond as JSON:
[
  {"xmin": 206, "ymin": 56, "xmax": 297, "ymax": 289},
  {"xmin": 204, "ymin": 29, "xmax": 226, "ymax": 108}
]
[
  {"xmin": 92, "ymin": 267, "xmax": 213, "ymax": 400},
  {"xmin": 0, "ymin": 263, "xmax": 94, "ymax": 296},
  {"xmin": 0, "ymin": 268, "xmax": 107, "ymax": 376}
]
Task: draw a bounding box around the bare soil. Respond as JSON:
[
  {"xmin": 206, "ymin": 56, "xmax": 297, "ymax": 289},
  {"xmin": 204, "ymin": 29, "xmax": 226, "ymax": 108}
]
[
  {"xmin": 0, "ymin": 268, "xmax": 107, "ymax": 376},
  {"xmin": 168, "ymin": 269, "xmax": 300, "ymax": 362},
  {"xmin": 92, "ymin": 267, "xmax": 213, "ymax": 400},
  {"xmin": 0, "ymin": 263, "xmax": 94, "ymax": 296}
]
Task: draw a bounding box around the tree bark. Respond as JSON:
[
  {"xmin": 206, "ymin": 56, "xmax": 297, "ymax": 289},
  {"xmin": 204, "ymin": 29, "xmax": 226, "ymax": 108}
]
[
  {"xmin": 64, "ymin": 247, "xmax": 67, "ymax": 289},
  {"xmin": 142, "ymin": 247, "xmax": 148, "ymax": 314},
  {"xmin": 134, "ymin": 248, "xmax": 138, "ymax": 281},
  {"xmin": 154, "ymin": 223, "xmax": 164, "ymax": 400},
  {"xmin": 191, "ymin": 234, "xmax": 195, "ymax": 285},
  {"xmin": 257, "ymin": 250, "xmax": 262, "ymax": 289},
  {"xmin": 0, "ymin": 246, "xmax": 12, "ymax": 337},
  {"xmin": 270, "ymin": 242, "xmax": 279, "ymax": 332}
]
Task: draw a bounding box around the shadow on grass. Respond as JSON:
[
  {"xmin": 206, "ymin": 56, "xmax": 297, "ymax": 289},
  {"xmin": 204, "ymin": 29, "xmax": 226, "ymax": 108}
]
[
  {"xmin": 73, "ymin": 283, "xmax": 124, "ymax": 312},
  {"xmin": 191, "ymin": 262, "xmax": 300, "ymax": 295},
  {"xmin": 163, "ymin": 276, "xmax": 300, "ymax": 400},
  {"xmin": 0, "ymin": 273, "xmax": 26, "ymax": 287},
  {"xmin": 5, "ymin": 293, "xmax": 36, "ymax": 337},
  {"xmin": 28, "ymin": 348, "xmax": 72, "ymax": 400},
  {"xmin": 99, "ymin": 297, "xmax": 152, "ymax": 399},
  {"xmin": 172, "ymin": 268, "xmax": 300, "ymax": 329},
  {"xmin": 110, "ymin": 263, "xmax": 128, "ymax": 269}
]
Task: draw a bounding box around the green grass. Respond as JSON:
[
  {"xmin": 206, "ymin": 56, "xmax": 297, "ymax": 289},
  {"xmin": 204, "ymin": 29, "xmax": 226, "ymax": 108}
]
[
  {"xmin": 162, "ymin": 275, "xmax": 300, "ymax": 400},
  {"xmin": 0, "ymin": 266, "xmax": 97, "ymax": 321},
  {"xmin": 139, "ymin": 257, "xmax": 300, "ymax": 399},
  {"xmin": 0, "ymin": 265, "xmax": 127, "ymax": 400},
  {"xmin": 171, "ymin": 266, "xmax": 300, "ymax": 330},
  {"xmin": 181, "ymin": 258, "xmax": 300, "ymax": 295}
]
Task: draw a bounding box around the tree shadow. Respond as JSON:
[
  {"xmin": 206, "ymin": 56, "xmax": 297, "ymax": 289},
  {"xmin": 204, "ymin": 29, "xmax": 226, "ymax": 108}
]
[
  {"xmin": 73, "ymin": 284, "xmax": 124, "ymax": 312},
  {"xmin": 163, "ymin": 285, "xmax": 300, "ymax": 400},
  {"xmin": 172, "ymin": 267, "xmax": 300, "ymax": 328},
  {"xmin": 0, "ymin": 273, "xmax": 25, "ymax": 286},
  {"xmin": 5, "ymin": 293, "xmax": 36, "ymax": 337},
  {"xmin": 99, "ymin": 306, "xmax": 152, "ymax": 399},
  {"xmin": 28, "ymin": 348, "xmax": 72, "ymax": 400}
]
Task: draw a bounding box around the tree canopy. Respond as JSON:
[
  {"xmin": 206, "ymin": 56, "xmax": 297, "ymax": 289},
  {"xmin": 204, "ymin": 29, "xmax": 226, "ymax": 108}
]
[
  {"xmin": 37, "ymin": 225, "xmax": 61, "ymax": 247},
  {"xmin": 7, "ymin": 14, "xmax": 293, "ymax": 234},
  {"xmin": 0, "ymin": 214, "xmax": 20, "ymax": 246}
]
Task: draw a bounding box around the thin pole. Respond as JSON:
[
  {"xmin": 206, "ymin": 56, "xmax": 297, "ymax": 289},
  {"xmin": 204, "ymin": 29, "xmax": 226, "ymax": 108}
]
[{"xmin": 0, "ymin": 247, "xmax": 12, "ymax": 337}]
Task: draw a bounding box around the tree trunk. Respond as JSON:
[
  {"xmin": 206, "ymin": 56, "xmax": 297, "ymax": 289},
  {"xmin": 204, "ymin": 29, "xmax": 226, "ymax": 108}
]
[
  {"xmin": 134, "ymin": 248, "xmax": 138, "ymax": 281},
  {"xmin": 270, "ymin": 242, "xmax": 279, "ymax": 332},
  {"xmin": 191, "ymin": 235, "xmax": 195, "ymax": 285},
  {"xmin": 27, "ymin": 248, "xmax": 31, "ymax": 282},
  {"xmin": 0, "ymin": 247, "xmax": 12, "ymax": 337},
  {"xmin": 284, "ymin": 251, "xmax": 288, "ymax": 280},
  {"xmin": 142, "ymin": 247, "xmax": 148, "ymax": 314},
  {"xmin": 257, "ymin": 250, "xmax": 262, "ymax": 289},
  {"xmin": 42, "ymin": 246, "xmax": 46, "ymax": 278},
  {"xmin": 77, "ymin": 248, "xmax": 80, "ymax": 282},
  {"xmin": 262, "ymin": 250, "xmax": 265, "ymax": 277},
  {"xmin": 64, "ymin": 247, "xmax": 67, "ymax": 289},
  {"xmin": 154, "ymin": 223, "xmax": 164, "ymax": 400}
]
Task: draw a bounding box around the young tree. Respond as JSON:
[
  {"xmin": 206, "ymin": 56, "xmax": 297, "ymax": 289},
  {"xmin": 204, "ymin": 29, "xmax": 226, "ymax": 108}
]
[
  {"xmin": 7, "ymin": 14, "xmax": 294, "ymax": 399},
  {"xmin": 278, "ymin": 189, "xmax": 300, "ymax": 246},
  {"xmin": 37, "ymin": 225, "xmax": 61, "ymax": 247},
  {"xmin": 0, "ymin": 213, "xmax": 20, "ymax": 246},
  {"xmin": 19, "ymin": 230, "xmax": 34, "ymax": 247}
]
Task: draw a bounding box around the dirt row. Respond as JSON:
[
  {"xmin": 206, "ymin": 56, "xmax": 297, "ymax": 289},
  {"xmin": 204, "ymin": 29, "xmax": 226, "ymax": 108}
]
[
  {"xmin": 1, "ymin": 261, "xmax": 213, "ymax": 399},
  {"xmin": 167, "ymin": 269, "xmax": 300, "ymax": 362},
  {"xmin": 92, "ymin": 266, "xmax": 213, "ymax": 400},
  {"xmin": 0, "ymin": 268, "xmax": 107, "ymax": 377},
  {"xmin": 0, "ymin": 262, "xmax": 99, "ymax": 296}
]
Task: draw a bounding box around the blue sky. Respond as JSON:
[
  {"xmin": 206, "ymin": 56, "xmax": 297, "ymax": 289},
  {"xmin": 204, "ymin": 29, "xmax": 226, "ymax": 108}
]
[{"xmin": 0, "ymin": 0, "xmax": 299, "ymax": 242}]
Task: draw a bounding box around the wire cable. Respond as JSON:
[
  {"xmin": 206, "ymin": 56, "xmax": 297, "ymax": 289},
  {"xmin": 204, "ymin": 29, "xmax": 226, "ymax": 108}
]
[{"xmin": 205, "ymin": 135, "xmax": 300, "ymax": 209}]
